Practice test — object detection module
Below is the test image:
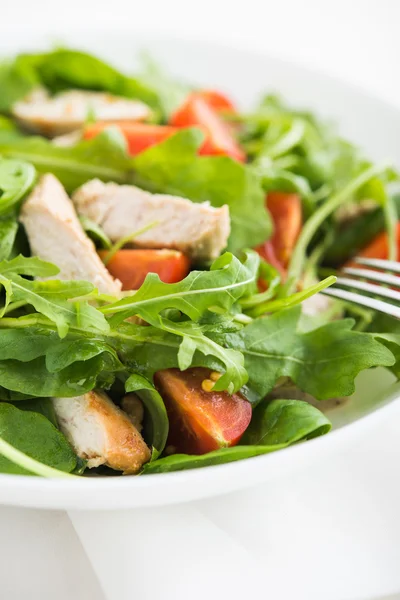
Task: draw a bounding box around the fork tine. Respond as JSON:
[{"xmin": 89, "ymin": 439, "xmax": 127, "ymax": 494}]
[
  {"xmin": 321, "ymin": 287, "xmax": 400, "ymax": 319},
  {"xmin": 335, "ymin": 277, "xmax": 400, "ymax": 302},
  {"xmin": 354, "ymin": 257, "xmax": 400, "ymax": 273},
  {"xmin": 342, "ymin": 267, "xmax": 400, "ymax": 288}
]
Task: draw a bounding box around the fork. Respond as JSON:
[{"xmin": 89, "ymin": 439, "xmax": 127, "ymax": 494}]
[{"xmin": 320, "ymin": 257, "xmax": 400, "ymax": 319}]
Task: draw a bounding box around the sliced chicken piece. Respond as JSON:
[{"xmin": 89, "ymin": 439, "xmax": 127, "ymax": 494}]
[
  {"xmin": 21, "ymin": 175, "xmax": 150, "ymax": 474},
  {"xmin": 53, "ymin": 391, "xmax": 151, "ymax": 474},
  {"xmin": 20, "ymin": 174, "xmax": 121, "ymax": 295},
  {"xmin": 12, "ymin": 88, "xmax": 151, "ymax": 137},
  {"xmin": 73, "ymin": 179, "xmax": 231, "ymax": 261}
]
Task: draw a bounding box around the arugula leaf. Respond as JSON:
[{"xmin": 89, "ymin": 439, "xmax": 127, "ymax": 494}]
[
  {"xmin": 0, "ymin": 274, "xmax": 108, "ymax": 338},
  {"xmin": 102, "ymin": 250, "xmax": 259, "ymax": 323},
  {"xmin": 244, "ymin": 275, "xmax": 336, "ymax": 318},
  {"xmin": 142, "ymin": 398, "xmax": 331, "ymax": 474},
  {"xmin": 0, "ymin": 158, "xmax": 36, "ymax": 216},
  {"xmin": 0, "ymin": 217, "xmax": 19, "ymax": 260},
  {"xmin": 286, "ymin": 163, "xmax": 392, "ymax": 293},
  {"xmin": 0, "ymin": 255, "xmax": 110, "ymax": 336},
  {"xmin": 0, "ymin": 403, "xmax": 78, "ymax": 475},
  {"xmin": 0, "ymin": 129, "xmax": 132, "ymax": 193},
  {"xmin": 0, "ymin": 255, "xmax": 59, "ymax": 277},
  {"xmin": 125, "ymin": 373, "xmax": 168, "ymax": 460},
  {"xmin": 131, "ymin": 129, "xmax": 271, "ymax": 253},
  {"xmin": 218, "ymin": 307, "xmax": 394, "ymax": 401}
]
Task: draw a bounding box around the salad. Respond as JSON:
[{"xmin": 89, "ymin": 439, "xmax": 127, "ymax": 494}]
[{"xmin": 0, "ymin": 47, "xmax": 398, "ymax": 479}]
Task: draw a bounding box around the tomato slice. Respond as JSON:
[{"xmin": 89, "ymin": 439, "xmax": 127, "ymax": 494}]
[
  {"xmin": 255, "ymin": 191, "xmax": 302, "ymax": 282},
  {"xmin": 197, "ymin": 90, "xmax": 237, "ymax": 113},
  {"xmin": 266, "ymin": 191, "xmax": 302, "ymax": 267},
  {"xmin": 99, "ymin": 249, "xmax": 190, "ymax": 290},
  {"xmin": 83, "ymin": 122, "xmax": 179, "ymax": 156},
  {"xmin": 154, "ymin": 368, "xmax": 252, "ymax": 455},
  {"xmin": 346, "ymin": 222, "xmax": 400, "ymax": 267},
  {"xmin": 170, "ymin": 93, "xmax": 245, "ymax": 162}
]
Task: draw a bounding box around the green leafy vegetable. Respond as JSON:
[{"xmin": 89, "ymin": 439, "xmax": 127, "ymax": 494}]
[
  {"xmin": 0, "ymin": 129, "xmax": 132, "ymax": 193},
  {"xmin": 0, "ymin": 158, "xmax": 36, "ymax": 216},
  {"xmin": 102, "ymin": 250, "xmax": 259, "ymax": 323},
  {"xmin": 125, "ymin": 373, "xmax": 168, "ymax": 460},
  {"xmin": 241, "ymin": 398, "xmax": 331, "ymax": 444},
  {"xmin": 11, "ymin": 397, "xmax": 58, "ymax": 426},
  {"xmin": 0, "ymin": 403, "xmax": 78, "ymax": 476},
  {"xmin": 0, "ymin": 58, "xmax": 38, "ymax": 113},
  {"xmin": 245, "ymin": 275, "xmax": 336, "ymax": 318},
  {"xmin": 217, "ymin": 307, "xmax": 394, "ymax": 401},
  {"xmin": 286, "ymin": 163, "xmax": 392, "ymax": 293}
]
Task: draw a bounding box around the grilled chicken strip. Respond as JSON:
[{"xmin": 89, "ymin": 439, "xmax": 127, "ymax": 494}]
[
  {"xmin": 73, "ymin": 179, "xmax": 231, "ymax": 261},
  {"xmin": 53, "ymin": 392, "xmax": 150, "ymax": 474},
  {"xmin": 20, "ymin": 174, "xmax": 150, "ymax": 473},
  {"xmin": 13, "ymin": 88, "xmax": 151, "ymax": 137},
  {"xmin": 20, "ymin": 173, "xmax": 121, "ymax": 295}
]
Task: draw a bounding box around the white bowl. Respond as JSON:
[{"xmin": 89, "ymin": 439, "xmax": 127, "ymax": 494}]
[{"xmin": 1, "ymin": 32, "xmax": 400, "ymax": 510}]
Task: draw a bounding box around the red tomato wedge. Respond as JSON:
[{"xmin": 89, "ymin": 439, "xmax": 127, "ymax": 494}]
[
  {"xmin": 170, "ymin": 93, "xmax": 245, "ymax": 162},
  {"xmin": 197, "ymin": 90, "xmax": 237, "ymax": 113},
  {"xmin": 98, "ymin": 249, "xmax": 190, "ymax": 290},
  {"xmin": 154, "ymin": 368, "xmax": 252, "ymax": 455},
  {"xmin": 266, "ymin": 191, "xmax": 302, "ymax": 267},
  {"xmin": 83, "ymin": 122, "xmax": 179, "ymax": 156},
  {"xmin": 345, "ymin": 222, "xmax": 400, "ymax": 267},
  {"xmin": 255, "ymin": 191, "xmax": 302, "ymax": 281}
]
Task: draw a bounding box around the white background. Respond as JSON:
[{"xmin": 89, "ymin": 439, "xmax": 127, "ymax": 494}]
[{"xmin": 1, "ymin": 1, "xmax": 400, "ymax": 599}]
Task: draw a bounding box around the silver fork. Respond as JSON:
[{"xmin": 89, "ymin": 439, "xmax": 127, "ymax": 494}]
[{"xmin": 320, "ymin": 257, "xmax": 400, "ymax": 319}]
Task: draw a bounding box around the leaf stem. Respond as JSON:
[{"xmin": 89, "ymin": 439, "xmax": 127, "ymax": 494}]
[
  {"xmin": 285, "ymin": 163, "xmax": 391, "ymax": 294},
  {"xmin": 0, "ymin": 437, "xmax": 80, "ymax": 479}
]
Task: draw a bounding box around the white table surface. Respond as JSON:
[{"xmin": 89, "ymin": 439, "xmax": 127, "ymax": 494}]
[{"xmin": 1, "ymin": 1, "xmax": 400, "ymax": 599}]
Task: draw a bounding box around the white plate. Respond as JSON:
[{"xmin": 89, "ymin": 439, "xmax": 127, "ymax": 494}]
[{"xmin": 1, "ymin": 32, "xmax": 400, "ymax": 510}]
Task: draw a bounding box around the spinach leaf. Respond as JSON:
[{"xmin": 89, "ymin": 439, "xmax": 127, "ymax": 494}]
[
  {"xmin": 0, "ymin": 354, "xmax": 116, "ymax": 398},
  {"xmin": 142, "ymin": 446, "xmax": 284, "ymax": 473},
  {"xmin": 131, "ymin": 129, "xmax": 271, "ymax": 253},
  {"xmin": 241, "ymin": 398, "xmax": 331, "ymax": 445},
  {"xmin": 29, "ymin": 48, "xmax": 159, "ymax": 108},
  {"xmin": 0, "ymin": 129, "xmax": 132, "ymax": 193},
  {"xmin": 218, "ymin": 307, "xmax": 394, "ymax": 401},
  {"xmin": 0, "ymin": 58, "xmax": 38, "ymax": 113},
  {"xmin": 0, "ymin": 403, "xmax": 77, "ymax": 476},
  {"xmin": 142, "ymin": 398, "xmax": 331, "ymax": 474},
  {"xmin": 10, "ymin": 397, "xmax": 57, "ymax": 427},
  {"xmin": 125, "ymin": 373, "xmax": 168, "ymax": 460},
  {"xmin": 0, "ymin": 158, "xmax": 36, "ymax": 216}
]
